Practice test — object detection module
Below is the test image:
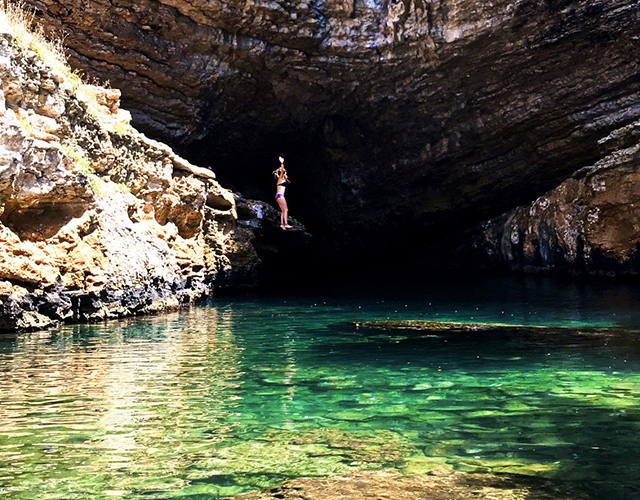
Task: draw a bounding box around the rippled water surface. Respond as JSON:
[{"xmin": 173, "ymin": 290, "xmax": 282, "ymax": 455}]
[{"xmin": 2, "ymin": 276, "xmax": 640, "ymax": 499}]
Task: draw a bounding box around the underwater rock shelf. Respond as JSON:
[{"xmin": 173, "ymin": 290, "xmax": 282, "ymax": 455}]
[
  {"xmin": 349, "ymin": 319, "xmax": 640, "ymax": 354},
  {"xmin": 234, "ymin": 469, "xmax": 592, "ymax": 500},
  {"xmin": 352, "ymin": 320, "xmax": 629, "ymax": 336}
]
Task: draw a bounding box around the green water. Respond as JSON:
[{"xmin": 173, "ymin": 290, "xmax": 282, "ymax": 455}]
[{"xmin": 1, "ymin": 276, "xmax": 640, "ymax": 499}]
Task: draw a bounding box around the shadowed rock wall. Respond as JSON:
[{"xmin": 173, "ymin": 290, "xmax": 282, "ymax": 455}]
[
  {"xmin": 462, "ymin": 120, "xmax": 640, "ymax": 276},
  {"xmin": 24, "ymin": 0, "xmax": 640, "ymax": 270}
]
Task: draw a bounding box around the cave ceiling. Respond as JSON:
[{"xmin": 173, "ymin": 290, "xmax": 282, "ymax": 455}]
[{"xmin": 25, "ymin": 0, "xmax": 640, "ymax": 262}]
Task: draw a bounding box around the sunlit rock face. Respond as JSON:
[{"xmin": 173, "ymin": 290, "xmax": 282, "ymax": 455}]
[
  {"xmin": 0, "ymin": 30, "xmax": 289, "ymax": 332},
  {"xmin": 26, "ymin": 0, "xmax": 640, "ymax": 267}
]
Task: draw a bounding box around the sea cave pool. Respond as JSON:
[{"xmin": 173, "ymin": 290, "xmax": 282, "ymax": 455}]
[{"xmin": 1, "ymin": 276, "xmax": 640, "ymax": 499}]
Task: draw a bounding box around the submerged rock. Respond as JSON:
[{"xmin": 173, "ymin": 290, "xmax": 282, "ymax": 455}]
[
  {"xmin": 352, "ymin": 318, "xmax": 635, "ymax": 332},
  {"xmin": 354, "ymin": 320, "xmax": 524, "ymax": 333},
  {"xmin": 262, "ymin": 428, "xmax": 417, "ymax": 469},
  {"xmin": 351, "ymin": 319, "xmax": 634, "ymax": 337},
  {"xmin": 184, "ymin": 427, "xmax": 419, "ymax": 492},
  {"xmin": 349, "ymin": 320, "xmax": 640, "ymax": 354},
  {"xmin": 234, "ymin": 469, "xmax": 593, "ymax": 500}
]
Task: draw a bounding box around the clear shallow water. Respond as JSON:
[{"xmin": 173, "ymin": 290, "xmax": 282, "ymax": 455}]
[{"xmin": 1, "ymin": 276, "xmax": 640, "ymax": 499}]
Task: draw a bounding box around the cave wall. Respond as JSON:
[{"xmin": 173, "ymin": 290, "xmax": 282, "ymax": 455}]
[
  {"xmin": 461, "ymin": 120, "xmax": 640, "ymax": 277},
  {"xmin": 23, "ymin": 0, "xmax": 640, "ymax": 268}
]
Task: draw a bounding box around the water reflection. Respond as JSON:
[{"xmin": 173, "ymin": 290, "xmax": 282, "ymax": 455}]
[{"xmin": 0, "ymin": 308, "xmax": 244, "ymax": 498}]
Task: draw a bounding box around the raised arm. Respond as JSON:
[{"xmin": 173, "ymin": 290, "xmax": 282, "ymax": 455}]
[{"xmin": 276, "ymin": 156, "xmax": 287, "ymax": 182}]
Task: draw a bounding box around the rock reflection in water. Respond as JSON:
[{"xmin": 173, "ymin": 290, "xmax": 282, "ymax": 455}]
[{"xmin": 0, "ymin": 307, "xmax": 243, "ymax": 497}]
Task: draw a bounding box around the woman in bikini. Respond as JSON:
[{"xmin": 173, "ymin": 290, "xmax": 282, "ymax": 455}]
[{"xmin": 274, "ymin": 156, "xmax": 292, "ymax": 230}]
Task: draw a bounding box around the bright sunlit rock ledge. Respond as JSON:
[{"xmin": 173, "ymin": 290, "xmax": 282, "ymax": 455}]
[{"xmin": 0, "ymin": 9, "xmax": 308, "ymax": 332}]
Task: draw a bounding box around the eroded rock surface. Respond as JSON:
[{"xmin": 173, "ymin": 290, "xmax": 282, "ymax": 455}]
[
  {"xmin": 24, "ymin": 0, "xmax": 640, "ymax": 268},
  {"xmin": 0, "ymin": 31, "xmax": 307, "ymax": 331}
]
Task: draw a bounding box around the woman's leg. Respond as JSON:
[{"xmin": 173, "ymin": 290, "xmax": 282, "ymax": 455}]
[
  {"xmin": 282, "ymin": 198, "xmax": 288, "ymax": 227},
  {"xmin": 277, "ymin": 197, "xmax": 288, "ymax": 228}
]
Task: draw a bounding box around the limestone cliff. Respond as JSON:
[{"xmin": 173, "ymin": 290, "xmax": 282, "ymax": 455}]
[
  {"xmin": 23, "ymin": 0, "xmax": 640, "ymax": 271},
  {"xmin": 0, "ymin": 28, "xmax": 306, "ymax": 332}
]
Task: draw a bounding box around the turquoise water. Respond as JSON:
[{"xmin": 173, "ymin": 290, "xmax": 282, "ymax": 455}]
[{"xmin": 1, "ymin": 276, "xmax": 640, "ymax": 499}]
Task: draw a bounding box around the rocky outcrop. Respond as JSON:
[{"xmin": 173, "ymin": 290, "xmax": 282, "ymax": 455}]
[
  {"xmin": 0, "ymin": 30, "xmax": 307, "ymax": 332},
  {"xmin": 23, "ymin": 0, "xmax": 640, "ymax": 270},
  {"xmin": 463, "ymin": 120, "xmax": 640, "ymax": 276}
]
